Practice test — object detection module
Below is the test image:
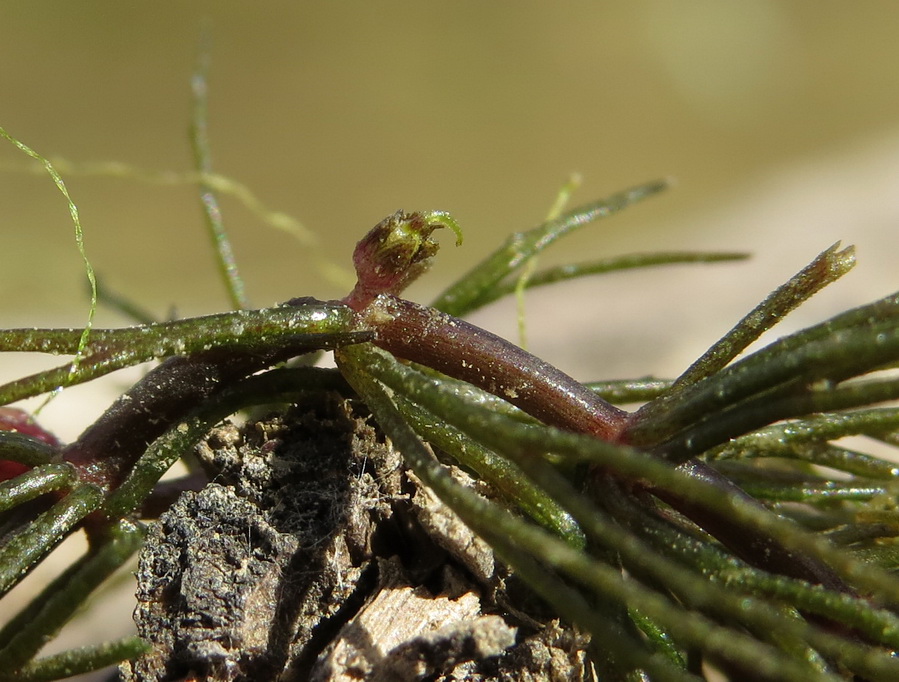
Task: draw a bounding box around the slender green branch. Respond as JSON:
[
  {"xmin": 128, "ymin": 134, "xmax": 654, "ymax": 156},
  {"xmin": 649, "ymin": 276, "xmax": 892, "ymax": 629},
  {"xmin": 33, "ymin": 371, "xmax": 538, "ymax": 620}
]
[
  {"xmin": 3, "ymin": 636, "xmax": 150, "ymax": 682},
  {"xmin": 628, "ymin": 608, "xmax": 687, "ymax": 672},
  {"xmin": 0, "ymin": 520, "xmax": 143, "ymax": 671},
  {"xmin": 513, "ymin": 174, "xmax": 582, "ymax": 348},
  {"xmin": 0, "ymin": 432, "xmax": 59, "ymax": 468},
  {"xmin": 0, "ymin": 302, "xmax": 356, "ymax": 355},
  {"xmin": 712, "ymin": 412, "xmax": 899, "ymax": 479},
  {"xmin": 0, "ymin": 126, "xmax": 98, "ymax": 377},
  {"xmin": 190, "ymin": 37, "xmax": 248, "ymax": 310},
  {"xmin": 718, "ymin": 475, "xmax": 892, "ymax": 503},
  {"xmin": 6, "ymin": 156, "xmax": 320, "ymax": 243},
  {"xmin": 586, "ymin": 377, "xmax": 674, "ymax": 404},
  {"xmin": 0, "ymin": 301, "xmax": 363, "ymax": 406},
  {"xmin": 0, "ymin": 485, "xmax": 103, "ymax": 597},
  {"xmin": 602, "ymin": 481, "xmax": 899, "ymax": 645},
  {"xmin": 671, "ymin": 243, "xmax": 854, "ymax": 390},
  {"xmin": 656, "ymin": 374, "xmax": 899, "ymax": 462},
  {"xmin": 627, "ymin": 294, "xmax": 899, "ymax": 450},
  {"xmin": 0, "ymin": 464, "xmax": 74, "ymax": 512},
  {"xmin": 431, "ymin": 179, "xmax": 670, "ymax": 317},
  {"xmin": 393, "ymin": 393, "xmax": 585, "ymax": 547},
  {"xmin": 482, "ymin": 251, "xmax": 748, "ymax": 310}
]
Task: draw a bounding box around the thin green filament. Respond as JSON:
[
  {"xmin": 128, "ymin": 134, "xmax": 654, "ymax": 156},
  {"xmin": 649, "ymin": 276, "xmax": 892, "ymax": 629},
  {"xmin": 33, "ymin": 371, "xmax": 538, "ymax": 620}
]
[{"xmin": 0, "ymin": 125, "xmax": 97, "ymax": 404}]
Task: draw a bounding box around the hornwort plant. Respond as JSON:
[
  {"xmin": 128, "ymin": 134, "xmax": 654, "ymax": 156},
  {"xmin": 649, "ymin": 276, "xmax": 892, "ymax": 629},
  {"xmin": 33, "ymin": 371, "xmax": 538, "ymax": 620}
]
[{"xmin": 4, "ymin": 86, "xmax": 899, "ymax": 682}]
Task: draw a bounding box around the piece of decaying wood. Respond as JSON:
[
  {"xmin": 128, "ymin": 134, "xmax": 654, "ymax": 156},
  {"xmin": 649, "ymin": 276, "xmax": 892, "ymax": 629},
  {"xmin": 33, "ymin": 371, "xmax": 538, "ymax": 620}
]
[
  {"xmin": 121, "ymin": 394, "xmax": 592, "ymax": 682},
  {"xmin": 312, "ymin": 563, "xmax": 515, "ymax": 681}
]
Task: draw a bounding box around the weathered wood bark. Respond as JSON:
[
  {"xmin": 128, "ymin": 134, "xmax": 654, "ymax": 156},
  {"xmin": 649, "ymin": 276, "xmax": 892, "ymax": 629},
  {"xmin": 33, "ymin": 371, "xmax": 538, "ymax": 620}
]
[{"xmin": 120, "ymin": 394, "xmax": 591, "ymax": 682}]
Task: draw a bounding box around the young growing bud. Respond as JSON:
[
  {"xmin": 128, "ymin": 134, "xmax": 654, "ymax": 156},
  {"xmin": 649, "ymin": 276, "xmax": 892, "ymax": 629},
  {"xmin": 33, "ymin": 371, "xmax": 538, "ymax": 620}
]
[{"xmin": 344, "ymin": 210, "xmax": 462, "ymax": 311}]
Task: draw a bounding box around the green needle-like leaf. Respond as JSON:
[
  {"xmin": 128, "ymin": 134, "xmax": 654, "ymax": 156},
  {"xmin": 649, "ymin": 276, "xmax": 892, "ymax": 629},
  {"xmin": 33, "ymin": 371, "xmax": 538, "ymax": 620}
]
[
  {"xmin": 0, "ymin": 302, "xmax": 363, "ymax": 406},
  {"xmin": 6, "ymin": 636, "xmax": 151, "ymax": 682},
  {"xmin": 628, "ymin": 293, "xmax": 899, "ymax": 451},
  {"xmin": 0, "ymin": 464, "xmax": 74, "ymax": 512},
  {"xmin": 479, "ymin": 251, "xmax": 748, "ymax": 310},
  {"xmin": 672, "ymin": 242, "xmax": 855, "ymax": 390},
  {"xmin": 432, "ymin": 179, "xmax": 670, "ymax": 317},
  {"xmin": 0, "ymin": 485, "xmax": 103, "ymax": 598},
  {"xmin": 0, "ymin": 519, "xmax": 144, "ymax": 671}
]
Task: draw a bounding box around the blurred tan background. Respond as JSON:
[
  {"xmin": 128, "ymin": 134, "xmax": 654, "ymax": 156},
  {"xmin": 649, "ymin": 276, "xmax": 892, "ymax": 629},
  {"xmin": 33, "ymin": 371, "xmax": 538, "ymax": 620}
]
[
  {"xmin": 2, "ymin": 3, "xmax": 899, "ymax": 678},
  {"xmin": 3, "ymin": 1, "xmax": 899, "ymax": 437},
  {"xmin": 1, "ymin": 2, "xmax": 898, "ymax": 435}
]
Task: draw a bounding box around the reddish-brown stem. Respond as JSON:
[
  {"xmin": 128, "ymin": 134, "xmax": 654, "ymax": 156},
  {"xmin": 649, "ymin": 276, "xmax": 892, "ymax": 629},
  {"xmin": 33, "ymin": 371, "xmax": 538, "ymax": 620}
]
[
  {"xmin": 359, "ymin": 294, "xmax": 628, "ymax": 441},
  {"xmin": 63, "ymin": 351, "xmax": 257, "ymax": 491}
]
